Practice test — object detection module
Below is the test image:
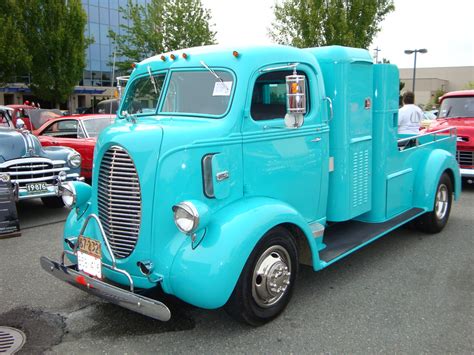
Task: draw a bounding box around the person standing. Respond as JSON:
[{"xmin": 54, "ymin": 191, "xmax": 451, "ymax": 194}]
[{"xmin": 398, "ymin": 91, "xmax": 423, "ymax": 134}]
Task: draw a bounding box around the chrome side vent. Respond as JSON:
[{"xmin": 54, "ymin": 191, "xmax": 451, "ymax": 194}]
[{"xmin": 98, "ymin": 146, "xmax": 141, "ymax": 258}]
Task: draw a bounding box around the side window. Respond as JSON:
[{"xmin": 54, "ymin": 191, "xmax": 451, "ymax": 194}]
[
  {"xmin": 42, "ymin": 120, "xmax": 78, "ymax": 138},
  {"xmin": 251, "ymin": 70, "xmax": 308, "ymax": 121},
  {"xmin": 0, "ymin": 111, "xmax": 10, "ymax": 127}
]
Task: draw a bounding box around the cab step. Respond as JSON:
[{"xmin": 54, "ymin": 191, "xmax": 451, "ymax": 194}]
[{"xmin": 320, "ymin": 208, "xmax": 424, "ymax": 263}]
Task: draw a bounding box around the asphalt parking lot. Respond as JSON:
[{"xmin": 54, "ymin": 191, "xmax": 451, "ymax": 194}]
[{"xmin": 0, "ymin": 184, "xmax": 473, "ymax": 353}]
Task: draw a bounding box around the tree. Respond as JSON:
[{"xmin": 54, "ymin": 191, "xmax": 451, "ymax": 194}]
[
  {"xmin": 0, "ymin": 0, "xmax": 31, "ymax": 85},
  {"xmin": 21, "ymin": 0, "xmax": 88, "ymax": 106},
  {"xmin": 270, "ymin": 0, "xmax": 395, "ymax": 49},
  {"xmin": 110, "ymin": 0, "xmax": 216, "ymax": 72}
]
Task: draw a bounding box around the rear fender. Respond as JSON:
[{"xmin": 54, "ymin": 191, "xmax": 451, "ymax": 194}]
[
  {"xmin": 414, "ymin": 149, "xmax": 461, "ymax": 210},
  {"xmin": 167, "ymin": 196, "xmax": 319, "ymax": 309}
]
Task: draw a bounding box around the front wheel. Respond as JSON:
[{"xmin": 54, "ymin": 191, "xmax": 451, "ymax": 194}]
[
  {"xmin": 415, "ymin": 172, "xmax": 453, "ymax": 233},
  {"xmin": 224, "ymin": 227, "xmax": 298, "ymax": 326}
]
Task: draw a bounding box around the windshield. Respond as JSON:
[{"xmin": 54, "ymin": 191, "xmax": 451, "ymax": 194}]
[
  {"xmin": 27, "ymin": 109, "xmax": 62, "ymax": 129},
  {"xmin": 439, "ymin": 96, "xmax": 474, "ymax": 119},
  {"xmin": 82, "ymin": 116, "xmax": 115, "ymax": 138},
  {"xmin": 161, "ymin": 70, "xmax": 233, "ymax": 116},
  {"xmin": 121, "ymin": 73, "xmax": 165, "ymax": 115},
  {"xmin": 0, "ymin": 109, "xmax": 13, "ymax": 128}
]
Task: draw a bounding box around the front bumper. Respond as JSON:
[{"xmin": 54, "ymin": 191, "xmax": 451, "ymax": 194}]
[
  {"xmin": 460, "ymin": 168, "xmax": 474, "ymax": 178},
  {"xmin": 14, "ymin": 173, "xmax": 82, "ymax": 201},
  {"xmin": 40, "ymin": 256, "xmax": 171, "ymax": 321},
  {"xmin": 40, "ymin": 213, "xmax": 171, "ymax": 321}
]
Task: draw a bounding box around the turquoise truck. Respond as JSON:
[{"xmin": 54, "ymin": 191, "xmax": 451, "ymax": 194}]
[{"xmin": 41, "ymin": 45, "xmax": 460, "ymax": 326}]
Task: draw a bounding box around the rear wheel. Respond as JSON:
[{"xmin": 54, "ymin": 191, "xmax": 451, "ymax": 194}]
[
  {"xmin": 41, "ymin": 196, "xmax": 64, "ymax": 208},
  {"xmin": 224, "ymin": 227, "xmax": 298, "ymax": 326},
  {"xmin": 415, "ymin": 172, "xmax": 453, "ymax": 233}
]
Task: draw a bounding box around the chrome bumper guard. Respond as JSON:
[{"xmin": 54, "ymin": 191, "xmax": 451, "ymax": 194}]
[{"xmin": 40, "ymin": 213, "xmax": 171, "ymax": 322}]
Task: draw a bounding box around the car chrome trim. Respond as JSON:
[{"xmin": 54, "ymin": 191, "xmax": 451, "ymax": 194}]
[{"xmin": 459, "ymin": 168, "xmax": 474, "ymax": 178}]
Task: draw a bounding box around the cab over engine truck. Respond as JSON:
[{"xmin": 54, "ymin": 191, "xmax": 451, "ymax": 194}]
[{"xmin": 41, "ymin": 45, "xmax": 460, "ymax": 326}]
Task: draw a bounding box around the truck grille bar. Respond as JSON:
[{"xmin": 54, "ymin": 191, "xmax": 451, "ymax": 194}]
[
  {"xmin": 98, "ymin": 146, "xmax": 141, "ymax": 259},
  {"xmin": 456, "ymin": 150, "xmax": 474, "ymax": 167}
]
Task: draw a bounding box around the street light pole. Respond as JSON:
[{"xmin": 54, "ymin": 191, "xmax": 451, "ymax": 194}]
[{"xmin": 404, "ymin": 48, "xmax": 428, "ymax": 96}]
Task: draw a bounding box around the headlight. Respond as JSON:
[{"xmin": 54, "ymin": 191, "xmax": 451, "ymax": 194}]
[
  {"xmin": 61, "ymin": 182, "xmax": 76, "ymax": 209},
  {"xmin": 67, "ymin": 152, "xmax": 81, "ymax": 168},
  {"xmin": 172, "ymin": 202, "xmax": 199, "ymax": 234}
]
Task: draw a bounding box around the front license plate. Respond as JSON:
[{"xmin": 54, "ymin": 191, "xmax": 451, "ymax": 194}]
[
  {"xmin": 26, "ymin": 182, "xmax": 48, "ymax": 194},
  {"xmin": 77, "ymin": 236, "xmax": 102, "ymax": 279}
]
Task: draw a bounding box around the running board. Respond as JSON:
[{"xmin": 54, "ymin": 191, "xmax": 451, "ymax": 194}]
[{"xmin": 320, "ymin": 208, "xmax": 424, "ymax": 263}]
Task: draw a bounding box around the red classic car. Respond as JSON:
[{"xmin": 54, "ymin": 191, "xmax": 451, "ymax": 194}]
[
  {"xmin": 8, "ymin": 105, "xmax": 63, "ymax": 131},
  {"xmin": 34, "ymin": 114, "xmax": 115, "ymax": 179},
  {"xmin": 427, "ymin": 90, "xmax": 474, "ymax": 182}
]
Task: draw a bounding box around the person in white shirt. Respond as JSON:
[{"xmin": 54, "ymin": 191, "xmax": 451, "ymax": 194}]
[{"xmin": 398, "ymin": 91, "xmax": 423, "ymax": 134}]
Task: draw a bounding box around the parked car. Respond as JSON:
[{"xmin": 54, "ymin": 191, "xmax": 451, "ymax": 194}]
[
  {"xmin": 80, "ymin": 99, "xmax": 120, "ymax": 115},
  {"xmin": 426, "ymin": 90, "xmax": 474, "ymax": 182},
  {"xmin": 34, "ymin": 114, "xmax": 115, "ymax": 179},
  {"xmin": 0, "ymin": 105, "xmax": 82, "ymax": 207},
  {"xmin": 421, "ymin": 110, "xmax": 437, "ymax": 129},
  {"xmin": 7, "ymin": 105, "xmax": 63, "ymax": 131}
]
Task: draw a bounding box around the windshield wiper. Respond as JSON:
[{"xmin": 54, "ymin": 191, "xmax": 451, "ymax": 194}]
[
  {"xmin": 200, "ymin": 60, "xmax": 224, "ymax": 83},
  {"xmin": 147, "ymin": 65, "xmax": 158, "ymax": 95}
]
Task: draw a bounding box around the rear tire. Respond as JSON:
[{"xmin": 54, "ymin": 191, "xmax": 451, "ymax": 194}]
[
  {"xmin": 415, "ymin": 172, "xmax": 452, "ymax": 233},
  {"xmin": 41, "ymin": 196, "xmax": 64, "ymax": 208},
  {"xmin": 224, "ymin": 227, "xmax": 298, "ymax": 326}
]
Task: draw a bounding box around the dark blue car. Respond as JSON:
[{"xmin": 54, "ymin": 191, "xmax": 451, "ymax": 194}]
[{"xmin": 0, "ymin": 105, "xmax": 82, "ymax": 207}]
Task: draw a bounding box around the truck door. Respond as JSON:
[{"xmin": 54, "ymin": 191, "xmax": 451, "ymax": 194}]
[{"xmin": 241, "ymin": 66, "xmax": 328, "ymax": 222}]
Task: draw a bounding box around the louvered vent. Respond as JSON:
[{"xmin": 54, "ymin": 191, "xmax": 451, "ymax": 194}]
[{"xmin": 98, "ymin": 146, "xmax": 141, "ymax": 258}]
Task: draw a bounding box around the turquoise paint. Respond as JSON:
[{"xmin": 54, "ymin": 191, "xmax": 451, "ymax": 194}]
[{"xmin": 59, "ymin": 45, "xmax": 460, "ymax": 311}]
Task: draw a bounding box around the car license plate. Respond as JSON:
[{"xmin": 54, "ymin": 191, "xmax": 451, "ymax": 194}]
[
  {"xmin": 26, "ymin": 182, "xmax": 48, "ymax": 194},
  {"xmin": 77, "ymin": 236, "xmax": 102, "ymax": 279}
]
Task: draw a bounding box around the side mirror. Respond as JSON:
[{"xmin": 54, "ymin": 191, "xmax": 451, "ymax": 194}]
[
  {"xmin": 15, "ymin": 118, "xmax": 26, "ymax": 130},
  {"xmin": 285, "ymin": 73, "xmax": 306, "ymax": 128}
]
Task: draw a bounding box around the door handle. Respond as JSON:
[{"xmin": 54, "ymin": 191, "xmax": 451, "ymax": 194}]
[{"xmin": 311, "ymin": 137, "xmax": 321, "ymax": 142}]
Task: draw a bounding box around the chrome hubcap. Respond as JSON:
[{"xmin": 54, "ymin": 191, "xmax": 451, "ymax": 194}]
[
  {"xmin": 252, "ymin": 245, "xmax": 291, "ymax": 308},
  {"xmin": 435, "ymin": 184, "xmax": 448, "ymax": 220}
]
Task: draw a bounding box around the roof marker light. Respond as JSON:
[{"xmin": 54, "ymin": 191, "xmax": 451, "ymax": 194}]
[
  {"xmin": 182, "ymin": 53, "xmax": 188, "ymax": 59},
  {"xmin": 131, "ymin": 62, "xmax": 137, "ymax": 68},
  {"xmin": 233, "ymin": 51, "xmax": 240, "ymax": 58},
  {"xmin": 170, "ymin": 54, "xmax": 176, "ymax": 60},
  {"xmin": 160, "ymin": 55, "xmax": 166, "ymax": 61}
]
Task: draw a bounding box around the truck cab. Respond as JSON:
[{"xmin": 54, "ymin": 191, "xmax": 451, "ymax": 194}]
[
  {"xmin": 427, "ymin": 90, "xmax": 474, "ymax": 183},
  {"xmin": 41, "ymin": 45, "xmax": 460, "ymax": 326}
]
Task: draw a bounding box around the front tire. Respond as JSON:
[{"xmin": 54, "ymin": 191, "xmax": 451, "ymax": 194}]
[
  {"xmin": 41, "ymin": 196, "xmax": 64, "ymax": 208},
  {"xmin": 224, "ymin": 227, "xmax": 298, "ymax": 326},
  {"xmin": 415, "ymin": 172, "xmax": 453, "ymax": 233}
]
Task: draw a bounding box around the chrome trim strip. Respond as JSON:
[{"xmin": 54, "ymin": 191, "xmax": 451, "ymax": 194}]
[
  {"xmin": 0, "ymin": 158, "xmax": 65, "ymax": 168},
  {"xmin": 8, "ymin": 167, "xmax": 69, "ymax": 176},
  {"xmin": 460, "ymin": 168, "xmax": 474, "ymax": 178}
]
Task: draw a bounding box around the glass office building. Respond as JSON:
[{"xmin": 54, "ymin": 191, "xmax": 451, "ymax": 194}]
[{"xmin": 81, "ymin": 0, "xmax": 149, "ymax": 87}]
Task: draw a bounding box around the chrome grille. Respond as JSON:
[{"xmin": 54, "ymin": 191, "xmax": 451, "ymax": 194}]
[
  {"xmin": 98, "ymin": 146, "xmax": 141, "ymax": 258},
  {"xmin": 456, "ymin": 150, "xmax": 474, "ymax": 167},
  {"xmin": 0, "ymin": 159, "xmax": 68, "ymax": 187}
]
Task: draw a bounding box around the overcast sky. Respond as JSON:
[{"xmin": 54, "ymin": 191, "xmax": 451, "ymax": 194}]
[{"xmin": 201, "ymin": 0, "xmax": 473, "ymax": 69}]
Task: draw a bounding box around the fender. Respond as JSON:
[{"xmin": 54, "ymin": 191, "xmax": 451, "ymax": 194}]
[
  {"xmin": 413, "ymin": 148, "xmax": 461, "ymax": 210},
  {"xmin": 167, "ymin": 196, "xmax": 320, "ymax": 309}
]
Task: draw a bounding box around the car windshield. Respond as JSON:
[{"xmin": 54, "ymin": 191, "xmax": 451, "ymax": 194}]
[
  {"xmin": 121, "ymin": 73, "xmax": 166, "ymax": 115},
  {"xmin": 161, "ymin": 70, "xmax": 234, "ymax": 116},
  {"xmin": 27, "ymin": 109, "xmax": 62, "ymax": 129},
  {"xmin": 82, "ymin": 116, "xmax": 115, "ymax": 138},
  {"xmin": 439, "ymin": 97, "xmax": 474, "ymax": 119}
]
